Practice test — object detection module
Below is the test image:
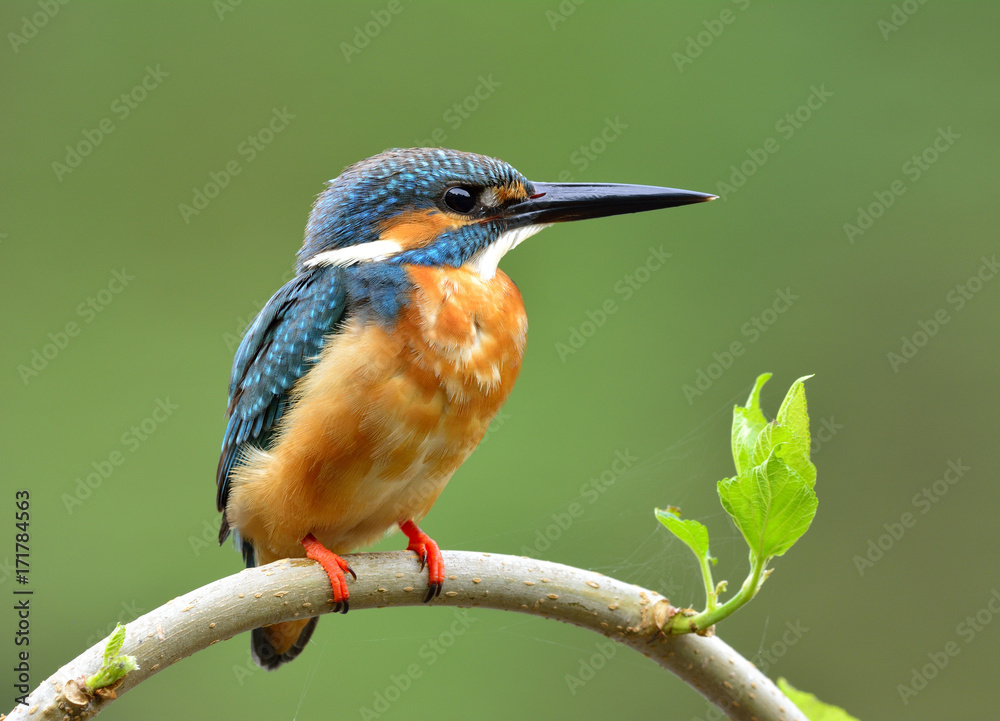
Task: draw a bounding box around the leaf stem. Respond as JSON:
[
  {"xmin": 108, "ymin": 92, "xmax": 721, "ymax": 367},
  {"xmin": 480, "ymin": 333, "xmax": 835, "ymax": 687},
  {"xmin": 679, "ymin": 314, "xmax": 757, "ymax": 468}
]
[
  {"xmin": 700, "ymin": 553, "xmax": 717, "ymax": 611},
  {"xmin": 674, "ymin": 555, "xmax": 766, "ymax": 633}
]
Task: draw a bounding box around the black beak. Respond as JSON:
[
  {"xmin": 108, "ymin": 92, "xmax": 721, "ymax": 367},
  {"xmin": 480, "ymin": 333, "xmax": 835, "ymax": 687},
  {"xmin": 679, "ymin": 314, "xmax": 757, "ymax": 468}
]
[{"xmin": 504, "ymin": 182, "xmax": 716, "ymax": 228}]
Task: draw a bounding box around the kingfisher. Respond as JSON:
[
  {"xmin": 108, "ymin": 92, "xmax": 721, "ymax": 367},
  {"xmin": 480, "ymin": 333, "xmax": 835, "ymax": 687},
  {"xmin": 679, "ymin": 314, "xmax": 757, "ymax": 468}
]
[{"xmin": 216, "ymin": 147, "xmax": 714, "ymax": 669}]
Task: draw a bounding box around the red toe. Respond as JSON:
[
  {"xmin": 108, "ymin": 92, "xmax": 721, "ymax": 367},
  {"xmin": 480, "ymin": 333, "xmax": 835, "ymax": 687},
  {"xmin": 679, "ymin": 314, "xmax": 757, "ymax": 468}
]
[
  {"xmin": 399, "ymin": 520, "xmax": 444, "ymax": 601},
  {"xmin": 301, "ymin": 534, "xmax": 354, "ymax": 613}
]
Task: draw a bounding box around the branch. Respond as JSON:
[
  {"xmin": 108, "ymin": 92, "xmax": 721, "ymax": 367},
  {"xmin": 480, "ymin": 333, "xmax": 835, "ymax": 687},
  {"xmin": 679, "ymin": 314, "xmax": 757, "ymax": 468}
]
[{"xmin": 7, "ymin": 551, "xmax": 805, "ymax": 721}]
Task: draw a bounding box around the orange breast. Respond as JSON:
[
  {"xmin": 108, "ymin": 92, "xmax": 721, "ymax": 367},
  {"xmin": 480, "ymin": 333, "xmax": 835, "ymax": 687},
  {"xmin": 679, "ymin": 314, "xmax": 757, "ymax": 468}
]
[{"xmin": 225, "ymin": 264, "xmax": 527, "ymax": 562}]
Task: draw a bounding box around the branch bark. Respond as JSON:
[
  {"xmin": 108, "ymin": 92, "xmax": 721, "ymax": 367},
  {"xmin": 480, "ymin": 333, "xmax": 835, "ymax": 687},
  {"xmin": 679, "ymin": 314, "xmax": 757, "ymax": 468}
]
[{"xmin": 7, "ymin": 551, "xmax": 805, "ymax": 721}]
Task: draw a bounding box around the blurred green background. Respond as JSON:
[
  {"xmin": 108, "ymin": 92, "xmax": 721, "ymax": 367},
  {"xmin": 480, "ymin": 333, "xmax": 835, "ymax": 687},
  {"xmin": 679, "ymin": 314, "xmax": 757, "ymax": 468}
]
[{"xmin": 3, "ymin": 2, "xmax": 998, "ymax": 719}]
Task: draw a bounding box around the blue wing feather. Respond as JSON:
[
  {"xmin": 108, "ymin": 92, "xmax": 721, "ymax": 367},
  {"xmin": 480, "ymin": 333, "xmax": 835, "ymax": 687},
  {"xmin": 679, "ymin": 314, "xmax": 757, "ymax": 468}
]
[{"xmin": 216, "ymin": 264, "xmax": 348, "ymax": 543}]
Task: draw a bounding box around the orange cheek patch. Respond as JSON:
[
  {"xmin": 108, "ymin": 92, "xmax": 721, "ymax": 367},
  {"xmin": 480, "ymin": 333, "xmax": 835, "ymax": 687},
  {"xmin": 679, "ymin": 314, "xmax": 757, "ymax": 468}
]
[{"xmin": 379, "ymin": 209, "xmax": 469, "ymax": 250}]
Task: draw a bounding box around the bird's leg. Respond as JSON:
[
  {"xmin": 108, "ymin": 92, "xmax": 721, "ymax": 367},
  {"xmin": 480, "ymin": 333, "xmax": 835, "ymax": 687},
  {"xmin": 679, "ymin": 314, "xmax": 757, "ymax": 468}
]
[
  {"xmin": 399, "ymin": 520, "xmax": 444, "ymax": 602},
  {"xmin": 301, "ymin": 533, "xmax": 356, "ymax": 614}
]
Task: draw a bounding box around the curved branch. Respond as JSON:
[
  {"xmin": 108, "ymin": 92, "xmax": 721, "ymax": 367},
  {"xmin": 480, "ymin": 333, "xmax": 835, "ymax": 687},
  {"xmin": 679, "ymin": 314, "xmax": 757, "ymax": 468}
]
[{"xmin": 7, "ymin": 551, "xmax": 804, "ymax": 721}]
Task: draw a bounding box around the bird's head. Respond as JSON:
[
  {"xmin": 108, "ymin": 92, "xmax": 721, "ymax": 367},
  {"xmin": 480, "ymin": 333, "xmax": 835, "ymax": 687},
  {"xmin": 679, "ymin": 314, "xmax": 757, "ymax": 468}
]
[{"xmin": 299, "ymin": 147, "xmax": 713, "ymax": 278}]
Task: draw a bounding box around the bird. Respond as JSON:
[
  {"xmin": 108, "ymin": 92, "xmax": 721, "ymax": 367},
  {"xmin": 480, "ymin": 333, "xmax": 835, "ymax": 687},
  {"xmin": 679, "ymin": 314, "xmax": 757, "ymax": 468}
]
[{"xmin": 216, "ymin": 147, "xmax": 714, "ymax": 669}]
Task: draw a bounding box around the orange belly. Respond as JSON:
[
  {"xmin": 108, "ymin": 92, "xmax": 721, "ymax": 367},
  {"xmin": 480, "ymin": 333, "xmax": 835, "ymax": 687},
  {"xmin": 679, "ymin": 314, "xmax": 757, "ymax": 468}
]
[{"xmin": 225, "ymin": 264, "xmax": 527, "ymax": 563}]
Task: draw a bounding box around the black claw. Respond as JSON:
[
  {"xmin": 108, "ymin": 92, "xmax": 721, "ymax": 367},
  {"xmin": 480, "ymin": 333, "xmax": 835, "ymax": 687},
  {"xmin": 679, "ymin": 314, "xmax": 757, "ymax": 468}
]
[
  {"xmin": 418, "ymin": 551, "xmax": 427, "ymax": 572},
  {"xmin": 345, "ymin": 565, "xmax": 357, "ymax": 581},
  {"xmin": 423, "ymin": 582, "xmax": 443, "ymax": 603}
]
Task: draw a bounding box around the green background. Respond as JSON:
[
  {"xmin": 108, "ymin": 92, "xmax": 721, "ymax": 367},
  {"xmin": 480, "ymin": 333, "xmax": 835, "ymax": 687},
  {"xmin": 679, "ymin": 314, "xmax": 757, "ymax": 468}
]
[{"xmin": 3, "ymin": 2, "xmax": 998, "ymax": 719}]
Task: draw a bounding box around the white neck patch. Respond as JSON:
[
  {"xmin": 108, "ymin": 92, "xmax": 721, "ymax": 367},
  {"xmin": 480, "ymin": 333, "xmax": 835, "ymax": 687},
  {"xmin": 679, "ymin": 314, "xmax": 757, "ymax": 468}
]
[
  {"xmin": 467, "ymin": 223, "xmax": 551, "ymax": 280},
  {"xmin": 303, "ymin": 239, "xmax": 403, "ymax": 268},
  {"xmin": 303, "ymin": 223, "xmax": 551, "ymax": 278}
]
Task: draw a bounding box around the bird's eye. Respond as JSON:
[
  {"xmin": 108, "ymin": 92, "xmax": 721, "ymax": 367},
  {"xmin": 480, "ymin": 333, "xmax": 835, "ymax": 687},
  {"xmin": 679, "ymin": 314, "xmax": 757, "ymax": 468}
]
[{"xmin": 443, "ymin": 186, "xmax": 477, "ymax": 214}]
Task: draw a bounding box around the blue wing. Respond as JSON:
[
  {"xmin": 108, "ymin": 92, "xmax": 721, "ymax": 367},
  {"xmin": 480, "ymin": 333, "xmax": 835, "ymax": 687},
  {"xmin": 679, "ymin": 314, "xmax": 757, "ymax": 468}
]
[{"xmin": 216, "ymin": 264, "xmax": 348, "ymax": 545}]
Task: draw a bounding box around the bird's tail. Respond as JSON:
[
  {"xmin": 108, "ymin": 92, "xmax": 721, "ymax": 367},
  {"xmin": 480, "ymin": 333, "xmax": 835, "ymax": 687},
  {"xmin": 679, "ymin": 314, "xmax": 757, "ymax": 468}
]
[
  {"xmin": 241, "ymin": 540, "xmax": 319, "ymax": 669},
  {"xmin": 252, "ymin": 618, "xmax": 318, "ymax": 669}
]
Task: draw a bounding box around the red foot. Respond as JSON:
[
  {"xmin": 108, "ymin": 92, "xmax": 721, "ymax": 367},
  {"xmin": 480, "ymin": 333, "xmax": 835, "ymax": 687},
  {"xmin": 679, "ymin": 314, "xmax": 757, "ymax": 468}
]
[
  {"xmin": 399, "ymin": 520, "xmax": 444, "ymax": 602},
  {"xmin": 301, "ymin": 534, "xmax": 356, "ymax": 614}
]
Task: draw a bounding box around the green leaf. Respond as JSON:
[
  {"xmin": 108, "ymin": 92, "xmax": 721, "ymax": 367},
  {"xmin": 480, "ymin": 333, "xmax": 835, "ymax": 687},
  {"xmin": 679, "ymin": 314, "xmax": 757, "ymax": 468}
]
[
  {"xmin": 747, "ymin": 422, "xmax": 813, "ymax": 490},
  {"xmin": 774, "ymin": 375, "xmax": 816, "ymax": 488},
  {"xmin": 655, "ymin": 508, "xmax": 711, "ymax": 563},
  {"xmin": 776, "ymin": 375, "xmax": 813, "ymax": 438},
  {"xmin": 104, "ymin": 623, "xmax": 126, "ymax": 664},
  {"xmin": 717, "ymin": 451, "xmax": 818, "ymax": 563},
  {"xmin": 731, "ymin": 373, "xmax": 771, "ymax": 475},
  {"xmin": 86, "ymin": 624, "xmax": 139, "ymax": 691},
  {"xmin": 658, "ymin": 374, "xmax": 820, "ymax": 634},
  {"xmin": 777, "ymin": 678, "xmax": 860, "ymax": 721},
  {"xmin": 721, "ymin": 374, "xmax": 818, "ymax": 565}
]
